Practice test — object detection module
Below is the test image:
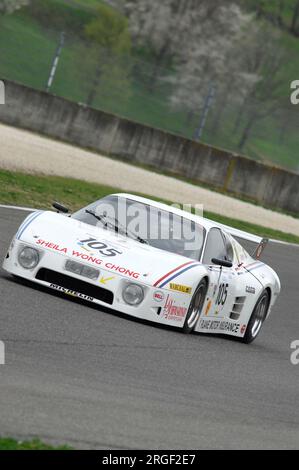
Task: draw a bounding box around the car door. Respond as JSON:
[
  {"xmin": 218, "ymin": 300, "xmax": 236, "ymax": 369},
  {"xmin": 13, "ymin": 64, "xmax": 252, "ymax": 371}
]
[{"xmin": 201, "ymin": 228, "xmax": 236, "ymax": 319}]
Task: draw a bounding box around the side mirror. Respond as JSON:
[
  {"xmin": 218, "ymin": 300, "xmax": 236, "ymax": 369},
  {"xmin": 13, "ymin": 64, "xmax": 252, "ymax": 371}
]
[
  {"xmin": 211, "ymin": 258, "xmax": 233, "ymax": 268},
  {"xmin": 52, "ymin": 202, "xmax": 69, "ymax": 214}
]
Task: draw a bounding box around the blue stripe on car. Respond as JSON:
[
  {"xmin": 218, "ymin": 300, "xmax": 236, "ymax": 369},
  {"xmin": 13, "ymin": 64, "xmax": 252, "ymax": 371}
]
[{"xmin": 17, "ymin": 211, "xmax": 43, "ymax": 240}]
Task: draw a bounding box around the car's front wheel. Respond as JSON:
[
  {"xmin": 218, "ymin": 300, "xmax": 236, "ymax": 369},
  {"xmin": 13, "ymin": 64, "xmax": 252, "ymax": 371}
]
[
  {"xmin": 241, "ymin": 290, "xmax": 270, "ymax": 344},
  {"xmin": 182, "ymin": 278, "xmax": 208, "ymax": 334}
]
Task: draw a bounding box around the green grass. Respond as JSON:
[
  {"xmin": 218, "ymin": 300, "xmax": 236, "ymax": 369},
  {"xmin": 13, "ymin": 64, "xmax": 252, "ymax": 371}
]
[
  {"xmin": 0, "ymin": 169, "xmax": 298, "ymax": 244},
  {"xmin": 0, "ymin": 437, "xmax": 71, "ymax": 450}
]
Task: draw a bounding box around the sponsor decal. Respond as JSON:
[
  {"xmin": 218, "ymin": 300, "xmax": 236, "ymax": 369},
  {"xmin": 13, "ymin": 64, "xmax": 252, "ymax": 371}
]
[
  {"xmin": 36, "ymin": 239, "xmax": 68, "ymax": 253},
  {"xmin": 199, "ymin": 319, "xmax": 240, "ymax": 334},
  {"xmin": 154, "ymin": 261, "xmax": 200, "ymax": 288},
  {"xmin": 204, "ymin": 299, "xmax": 212, "ymax": 315},
  {"xmin": 246, "ymin": 286, "xmax": 256, "ymax": 294},
  {"xmin": 99, "ymin": 276, "xmax": 115, "ymax": 285},
  {"xmin": 163, "ymin": 295, "xmax": 187, "ymax": 322},
  {"xmin": 49, "ymin": 283, "xmax": 94, "ymax": 302},
  {"xmin": 153, "ymin": 291, "xmax": 165, "ymax": 302},
  {"xmin": 169, "ymin": 283, "xmax": 192, "ymax": 294},
  {"xmin": 241, "ymin": 324, "xmax": 247, "ymax": 335},
  {"xmin": 78, "ymin": 238, "xmax": 122, "ymax": 257}
]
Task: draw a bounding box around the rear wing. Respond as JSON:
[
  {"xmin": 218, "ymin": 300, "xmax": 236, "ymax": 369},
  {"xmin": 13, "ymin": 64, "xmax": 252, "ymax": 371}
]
[{"xmin": 251, "ymin": 238, "xmax": 269, "ymax": 260}]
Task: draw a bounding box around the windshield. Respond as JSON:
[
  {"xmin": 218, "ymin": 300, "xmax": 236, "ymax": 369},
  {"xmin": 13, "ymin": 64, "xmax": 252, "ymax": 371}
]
[{"xmin": 72, "ymin": 196, "xmax": 205, "ymax": 261}]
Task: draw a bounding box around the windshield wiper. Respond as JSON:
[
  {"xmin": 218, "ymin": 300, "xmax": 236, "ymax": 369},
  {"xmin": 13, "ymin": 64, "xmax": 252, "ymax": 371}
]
[
  {"xmin": 85, "ymin": 210, "xmax": 148, "ymax": 244},
  {"xmin": 105, "ymin": 215, "xmax": 148, "ymax": 244},
  {"xmin": 85, "ymin": 209, "xmax": 108, "ymax": 228}
]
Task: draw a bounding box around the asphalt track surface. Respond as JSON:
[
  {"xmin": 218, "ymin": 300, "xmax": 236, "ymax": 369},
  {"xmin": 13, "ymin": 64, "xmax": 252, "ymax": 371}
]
[{"xmin": 0, "ymin": 207, "xmax": 298, "ymax": 449}]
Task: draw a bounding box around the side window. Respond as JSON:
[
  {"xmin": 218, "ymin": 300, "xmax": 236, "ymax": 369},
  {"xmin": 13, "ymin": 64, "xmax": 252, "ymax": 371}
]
[
  {"xmin": 202, "ymin": 228, "xmax": 227, "ymax": 265},
  {"xmin": 223, "ymin": 233, "xmax": 234, "ymax": 263}
]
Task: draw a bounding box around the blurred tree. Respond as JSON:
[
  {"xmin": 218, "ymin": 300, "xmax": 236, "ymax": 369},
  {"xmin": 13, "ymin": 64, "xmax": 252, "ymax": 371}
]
[
  {"xmin": 0, "ymin": 0, "xmax": 29, "ymax": 14},
  {"xmin": 165, "ymin": 3, "xmax": 253, "ymax": 130},
  {"xmin": 77, "ymin": 41, "xmax": 132, "ymax": 109},
  {"xmin": 122, "ymin": 0, "xmax": 205, "ymax": 90},
  {"xmin": 123, "ymin": 0, "xmax": 252, "ymax": 92},
  {"xmin": 84, "ymin": 3, "xmax": 131, "ymax": 106},
  {"xmin": 234, "ymin": 26, "xmax": 288, "ymax": 150},
  {"xmin": 243, "ymin": 0, "xmax": 299, "ymax": 35}
]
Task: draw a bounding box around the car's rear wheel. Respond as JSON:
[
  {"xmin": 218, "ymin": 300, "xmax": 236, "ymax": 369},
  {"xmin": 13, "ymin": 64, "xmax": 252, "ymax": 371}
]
[
  {"xmin": 183, "ymin": 278, "xmax": 208, "ymax": 334},
  {"xmin": 241, "ymin": 290, "xmax": 270, "ymax": 344}
]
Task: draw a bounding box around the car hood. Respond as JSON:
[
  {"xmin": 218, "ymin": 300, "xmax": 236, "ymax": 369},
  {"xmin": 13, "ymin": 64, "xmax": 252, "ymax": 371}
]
[{"xmin": 18, "ymin": 211, "xmax": 202, "ymax": 286}]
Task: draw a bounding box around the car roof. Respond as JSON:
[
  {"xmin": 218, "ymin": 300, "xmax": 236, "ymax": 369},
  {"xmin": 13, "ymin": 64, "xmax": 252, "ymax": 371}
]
[
  {"xmin": 110, "ymin": 193, "xmax": 263, "ymax": 245},
  {"xmin": 112, "ymin": 193, "xmax": 216, "ymax": 230}
]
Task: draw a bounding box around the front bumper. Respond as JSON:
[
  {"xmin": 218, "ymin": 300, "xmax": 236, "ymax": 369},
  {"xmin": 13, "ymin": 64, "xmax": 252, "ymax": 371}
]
[{"xmin": 2, "ymin": 239, "xmax": 191, "ymax": 328}]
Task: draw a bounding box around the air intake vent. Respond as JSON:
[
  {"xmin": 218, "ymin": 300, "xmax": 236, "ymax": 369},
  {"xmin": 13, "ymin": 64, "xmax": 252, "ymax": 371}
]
[
  {"xmin": 36, "ymin": 268, "xmax": 114, "ymax": 305},
  {"xmin": 230, "ymin": 296, "xmax": 246, "ymax": 320}
]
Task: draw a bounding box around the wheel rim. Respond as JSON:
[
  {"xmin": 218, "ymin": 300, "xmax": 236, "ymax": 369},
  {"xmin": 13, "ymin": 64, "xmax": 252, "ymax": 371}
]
[
  {"xmin": 187, "ymin": 284, "xmax": 205, "ymax": 329},
  {"xmin": 251, "ymin": 294, "xmax": 268, "ymax": 338}
]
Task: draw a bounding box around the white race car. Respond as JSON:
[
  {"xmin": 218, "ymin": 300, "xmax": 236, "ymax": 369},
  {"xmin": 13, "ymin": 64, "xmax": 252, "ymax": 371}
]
[{"xmin": 2, "ymin": 193, "xmax": 281, "ymax": 343}]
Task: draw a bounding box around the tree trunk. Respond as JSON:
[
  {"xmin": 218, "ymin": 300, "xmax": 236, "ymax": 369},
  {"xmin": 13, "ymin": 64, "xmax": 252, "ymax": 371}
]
[
  {"xmin": 233, "ymin": 99, "xmax": 248, "ymax": 134},
  {"xmin": 86, "ymin": 62, "xmax": 102, "ymax": 107},
  {"xmin": 277, "ymin": 0, "xmax": 285, "ymax": 27},
  {"xmin": 237, "ymin": 114, "xmax": 256, "ymax": 151},
  {"xmin": 185, "ymin": 109, "xmax": 195, "ymax": 126},
  {"xmin": 290, "ymin": 0, "xmax": 299, "ymax": 35},
  {"xmin": 147, "ymin": 44, "xmax": 169, "ymax": 93},
  {"xmin": 256, "ymin": 0, "xmax": 266, "ymax": 19},
  {"xmin": 209, "ymin": 103, "xmax": 225, "ymax": 137},
  {"xmin": 210, "ymin": 86, "xmax": 231, "ymax": 136}
]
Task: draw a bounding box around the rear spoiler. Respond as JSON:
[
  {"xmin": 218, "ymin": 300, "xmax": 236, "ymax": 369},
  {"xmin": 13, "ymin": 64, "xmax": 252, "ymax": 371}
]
[
  {"xmin": 251, "ymin": 238, "xmax": 269, "ymax": 260},
  {"xmin": 209, "ymin": 220, "xmax": 269, "ymax": 259}
]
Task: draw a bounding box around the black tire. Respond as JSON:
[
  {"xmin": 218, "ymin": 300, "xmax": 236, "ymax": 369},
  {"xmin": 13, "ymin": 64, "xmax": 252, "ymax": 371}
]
[
  {"xmin": 241, "ymin": 289, "xmax": 270, "ymax": 344},
  {"xmin": 183, "ymin": 278, "xmax": 208, "ymax": 334}
]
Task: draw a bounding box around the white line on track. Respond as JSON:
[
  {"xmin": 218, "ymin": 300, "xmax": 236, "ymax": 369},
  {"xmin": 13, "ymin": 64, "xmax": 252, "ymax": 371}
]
[
  {"xmin": 0, "ymin": 204, "xmax": 35, "ymax": 212},
  {"xmin": 0, "ymin": 204, "xmax": 298, "ymax": 247}
]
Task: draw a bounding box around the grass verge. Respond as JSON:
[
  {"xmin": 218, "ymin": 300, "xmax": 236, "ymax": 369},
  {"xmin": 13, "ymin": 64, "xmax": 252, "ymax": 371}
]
[
  {"xmin": 0, "ymin": 437, "xmax": 71, "ymax": 450},
  {"xmin": 0, "ymin": 169, "xmax": 298, "ymax": 244}
]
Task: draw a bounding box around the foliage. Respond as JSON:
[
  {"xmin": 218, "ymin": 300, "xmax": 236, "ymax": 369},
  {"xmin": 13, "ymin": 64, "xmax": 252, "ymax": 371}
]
[
  {"xmin": 85, "ymin": 3, "xmax": 130, "ymax": 53},
  {"xmin": 0, "ymin": 437, "xmax": 71, "ymax": 450},
  {"xmin": 0, "ymin": 0, "xmax": 29, "ymax": 14}
]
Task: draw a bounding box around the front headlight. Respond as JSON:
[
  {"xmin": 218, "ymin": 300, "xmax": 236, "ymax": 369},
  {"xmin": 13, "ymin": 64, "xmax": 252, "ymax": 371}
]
[
  {"xmin": 122, "ymin": 283, "xmax": 144, "ymax": 306},
  {"xmin": 18, "ymin": 247, "xmax": 40, "ymax": 269}
]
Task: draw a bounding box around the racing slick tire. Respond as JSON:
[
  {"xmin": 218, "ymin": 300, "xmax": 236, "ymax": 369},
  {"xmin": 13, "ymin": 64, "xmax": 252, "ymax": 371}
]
[
  {"xmin": 241, "ymin": 289, "xmax": 270, "ymax": 344},
  {"xmin": 183, "ymin": 278, "xmax": 208, "ymax": 334}
]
